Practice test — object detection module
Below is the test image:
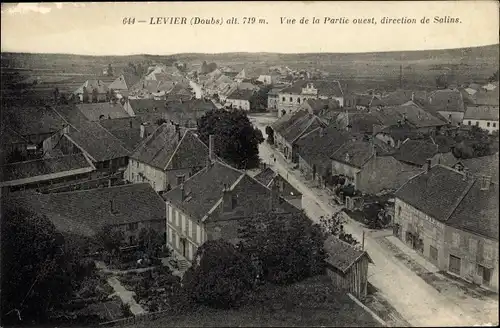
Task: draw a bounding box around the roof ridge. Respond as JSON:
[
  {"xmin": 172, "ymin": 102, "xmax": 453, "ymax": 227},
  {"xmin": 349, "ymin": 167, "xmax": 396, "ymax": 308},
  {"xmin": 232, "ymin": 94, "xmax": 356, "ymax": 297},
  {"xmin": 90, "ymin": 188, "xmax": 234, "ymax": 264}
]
[
  {"xmin": 96, "ymin": 121, "xmax": 131, "ymax": 154},
  {"xmin": 163, "ymin": 129, "xmax": 189, "ymax": 170},
  {"xmin": 444, "ymin": 177, "xmax": 477, "ymax": 222}
]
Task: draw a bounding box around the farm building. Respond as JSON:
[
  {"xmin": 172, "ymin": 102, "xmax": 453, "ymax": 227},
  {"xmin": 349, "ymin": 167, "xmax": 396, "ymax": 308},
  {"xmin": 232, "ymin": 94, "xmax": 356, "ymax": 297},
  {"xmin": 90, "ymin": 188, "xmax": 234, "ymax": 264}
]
[{"xmin": 324, "ymin": 236, "xmax": 373, "ymax": 299}]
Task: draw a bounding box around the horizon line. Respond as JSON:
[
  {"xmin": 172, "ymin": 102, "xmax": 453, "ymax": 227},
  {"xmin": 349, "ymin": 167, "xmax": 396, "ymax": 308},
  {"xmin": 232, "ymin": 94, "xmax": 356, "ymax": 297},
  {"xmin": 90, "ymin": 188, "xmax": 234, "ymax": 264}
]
[{"xmin": 1, "ymin": 43, "xmax": 498, "ymax": 58}]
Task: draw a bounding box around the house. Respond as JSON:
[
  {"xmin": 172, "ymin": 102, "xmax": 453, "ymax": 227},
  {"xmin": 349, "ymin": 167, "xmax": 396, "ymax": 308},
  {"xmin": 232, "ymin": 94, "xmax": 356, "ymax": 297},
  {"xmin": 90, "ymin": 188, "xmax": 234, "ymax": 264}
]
[
  {"xmin": 5, "ymin": 183, "xmax": 166, "ymax": 245},
  {"xmin": 448, "ymin": 153, "xmax": 499, "ymax": 183},
  {"xmin": 272, "ymin": 110, "xmax": 327, "ymax": 163},
  {"xmin": 324, "ymin": 236, "xmax": 373, "ymax": 299},
  {"xmin": 225, "ymin": 89, "xmax": 255, "ymax": 111},
  {"xmin": 374, "ymin": 124, "xmax": 421, "ymax": 148},
  {"xmin": 426, "ymin": 89, "xmax": 466, "ymax": 126},
  {"xmin": 108, "ymin": 74, "xmax": 141, "ymax": 98},
  {"xmin": 378, "ymin": 101, "xmax": 447, "ymax": 133},
  {"xmin": 253, "ymin": 167, "xmax": 302, "ymax": 209},
  {"xmin": 50, "ymin": 121, "xmax": 131, "ymax": 174},
  {"xmin": 0, "ymin": 153, "xmax": 95, "ymax": 194},
  {"xmin": 267, "ymin": 86, "xmax": 286, "ymax": 111},
  {"xmin": 163, "ymin": 160, "xmax": 300, "ymax": 264},
  {"xmin": 277, "ymin": 80, "xmax": 344, "ymax": 117},
  {"xmin": 234, "ymin": 69, "xmax": 246, "ymax": 83},
  {"xmin": 125, "ymin": 123, "xmax": 210, "ymax": 192},
  {"xmin": 462, "ymin": 106, "xmax": 499, "ymax": 134},
  {"xmin": 1, "ymin": 125, "xmax": 32, "ymax": 162},
  {"xmin": 300, "ymin": 98, "xmax": 341, "ymax": 116},
  {"xmin": 257, "ymin": 73, "xmax": 279, "ymax": 85},
  {"xmin": 76, "ymin": 102, "xmax": 132, "ymax": 122},
  {"xmin": 73, "ymin": 80, "xmax": 109, "ymax": 103},
  {"xmin": 296, "ymin": 125, "xmax": 351, "ymax": 187},
  {"xmin": 393, "ymin": 164, "xmax": 499, "ymax": 291},
  {"xmin": 220, "ymin": 82, "xmax": 260, "ymax": 103},
  {"xmin": 330, "ymin": 139, "xmax": 421, "ymax": 194}
]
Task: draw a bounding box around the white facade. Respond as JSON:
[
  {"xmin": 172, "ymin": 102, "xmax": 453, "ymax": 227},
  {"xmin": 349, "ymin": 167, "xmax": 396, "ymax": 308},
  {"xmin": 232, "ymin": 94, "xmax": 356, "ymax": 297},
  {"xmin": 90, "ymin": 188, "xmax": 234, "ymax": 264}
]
[
  {"xmin": 166, "ymin": 202, "xmax": 208, "ymax": 261},
  {"xmin": 463, "ymin": 119, "xmax": 499, "ymax": 134},
  {"xmin": 226, "ymin": 98, "xmax": 250, "ymax": 111},
  {"xmin": 125, "ymin": 159, "xmax": 166, "ymax": 192}
]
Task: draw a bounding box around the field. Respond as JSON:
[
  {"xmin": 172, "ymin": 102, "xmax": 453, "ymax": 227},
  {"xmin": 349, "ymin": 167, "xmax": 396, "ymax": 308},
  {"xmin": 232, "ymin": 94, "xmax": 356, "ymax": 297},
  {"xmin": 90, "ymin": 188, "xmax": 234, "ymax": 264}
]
[
  {"xmin": 1, "ymin": 44, "xmax": 498, "ymax": 96},
  {"xmin": 125, "ymin": 275, "xmax": 381, "ymax": 327}
]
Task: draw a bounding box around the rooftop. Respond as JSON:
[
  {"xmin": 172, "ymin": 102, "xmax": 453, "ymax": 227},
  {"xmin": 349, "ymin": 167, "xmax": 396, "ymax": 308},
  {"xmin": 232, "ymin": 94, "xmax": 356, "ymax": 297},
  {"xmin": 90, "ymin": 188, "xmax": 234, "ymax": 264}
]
[
  {"xmin": 98, "ymin": 117, "xmax": 144, "ymax": 152},
  {"xmin": 76, "ymin": 102, "xmax": 131, "ymax": 122},
  {"xmin": 5, "ymin": 183, "xmax": 165, "ymax": 237},
  {"xmin": 227, "ymin": 89, "xmax": 255, "ymax": 101},
  {"xmin": 395, "ymin": 165, "xmax": 499, "ymax": 241},
  {"xmin": 108, "ymin": 74, "xmax": 141, "ymax": 91},
  {"xmin": 324, "ymin": 236, "xmax": 372, "ymax": 273},
  {"xmin": 2, "ymin": 105, "xmax": 67, "ymax": 136},
  {"xmin": 463, "ymin": 105, "xmax": 499, "ymax": 121},
  {"xmin": 280, "ymin": 80, "xmax": 344, "ymax": 98},
  {"xmin": 330, "ymin": 140, "xmax": 391, "ymax": 169},
  {"xmin": 427, "ymin": 89, "xmax": 465, "ymax": 113},
  {"xmin": 393, "ymin": 139, "xmax": 439, "ymax": 167}
]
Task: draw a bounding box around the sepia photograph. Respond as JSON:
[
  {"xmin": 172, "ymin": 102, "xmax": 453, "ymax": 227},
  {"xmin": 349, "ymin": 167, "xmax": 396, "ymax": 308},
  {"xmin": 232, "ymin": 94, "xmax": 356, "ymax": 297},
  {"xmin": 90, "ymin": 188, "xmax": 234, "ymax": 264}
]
[{"xmin": 1, "ymin": 1, "xmax": 499, "ymax": 327}]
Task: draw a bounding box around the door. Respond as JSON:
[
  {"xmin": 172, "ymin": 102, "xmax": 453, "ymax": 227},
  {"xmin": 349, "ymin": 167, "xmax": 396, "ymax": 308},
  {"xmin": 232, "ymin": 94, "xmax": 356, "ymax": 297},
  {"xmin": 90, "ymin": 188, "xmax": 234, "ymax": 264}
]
[
  {"xmin": 429, "ymin": 246, "xmax": 438, "ymax": 265},
  {"xmin": 449, "ymin": 254, "xmax": 461, "ymax": 275},
  {"xmin": 478, "ymin": 264, "xmax": 492, "ymax": 286}
]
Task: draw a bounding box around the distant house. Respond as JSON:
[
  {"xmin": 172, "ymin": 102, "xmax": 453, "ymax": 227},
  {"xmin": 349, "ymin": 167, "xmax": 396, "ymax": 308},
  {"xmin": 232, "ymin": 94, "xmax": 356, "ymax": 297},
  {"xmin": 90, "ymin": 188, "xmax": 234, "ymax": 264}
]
[
  {"xmin": 295, "ymin": 125, "xmax": 351, "ymax": 187},
  {"xmin": 108, "ymin": 74, "xmax": 140, "ymax": 98},
  {"xmin": 267, "ymin": 86, "xmax": 286, "ymax": 111},
  {"xmin": 272, "ymin": 110, "xmax": 327, "ymax": 163},
  {"xmin": 76, "ymin": 102, "xmax": 132, "ymax": 122},
  {"xmin": 225, "ymin": 89, "xmax": 254, "ymax": 111},
  {"xmin": 462, "ymin": 106, "xmax": 499, "ymax": 134},
  {"xmin": 393, "ymin": 164, "xmax": 499, "ymax": 292},
  {"xmin": 300, "ymin": 98, "xmax": 341, "ymax": 116},
  {"xmin": 166, "ymin": 83, "xmax": 193, "ymax": 103},
  {"xmin": 448, "ymin": 153, "xmax": 499, "ymax": 183},
  {"xmin": 324, "ymin": 236, "xmax": 373, "ymax": 299},
  {"xmin": 163, "ymin": 160, "xmax": 300, "ymax": 264},
  {"xmin": 73, "ymin": 80, "xmax": 109, "ymax": 103},
  {"xmin": 277, "ymin": 80, "xmax": 344, "ymax": 117},
  {"xmin": 6, "ymin": 183, "xmax": 166, "ymax": 245},
  {"xmin": 374, "ymin": 124, "xmax": 421, "ymax": 148},
  {"xmin": 234, "ymin": 69, "xmax": 246, "ymax": 83},
  {"xmin": 125, "ymin": 123, "xmax": 210, "ymax": 192},
  {"xmin": 378, "ymin": 101, "xmax": 447, "ymax": 134},
  {"xmin": 257, "ymin": 73, "xmax": 279, "ymax": 85},
  {"xmin": 254, "ymin": 167, "xmax": 302, "ymax": 209},
  {"xmin": 330, "ymin": 140, "xmax": 421, "ymax": 194},
  {"xmin": 426, "ymin": 89, "xmax": 466, "ymax": 126},
  {"xmin": 0, "ymin": 153, "xmax": 95, "ymax": 194}
]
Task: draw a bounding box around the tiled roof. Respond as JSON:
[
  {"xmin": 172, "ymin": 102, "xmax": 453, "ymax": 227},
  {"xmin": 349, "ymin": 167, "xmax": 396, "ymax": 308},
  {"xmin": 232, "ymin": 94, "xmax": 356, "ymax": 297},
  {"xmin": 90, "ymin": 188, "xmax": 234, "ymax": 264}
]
[
  {"xmin": 227, "ymin": 89, "xmax": 254, "ymax": 101},
  {"xmin": 76, "ymin": 103, "xmax": 131, "ymax": 122},
  {"xmin": 296, "ymin": 125, "xmax": 351, "ymax": 174},
  {"xmin": 331, "ymin": 140, "xmax": 391, "ymax": 169},
  {"xmin": 0, "ymin": 125, "xmax": 29, "ymax": 145},
  {"xmin": 281, "ymin": 114, "xmax": 327, "ymax": 144},
  {"xmin": 271, "ymin": 110, "xmax": 309, "ymax": 134},
  {"xmin": 463, "ymin": 105, "xmax": 499, "ymax": 121},
  {"xmin": 98, "ymin": 117, "xmax": 144, "ymax": 152},
  {"xmin": 128, "ymin": 99, "xmax": 166, "ymax": 114},
  {"xmin": 67, "ymin": 121, "xmax": 131, "ymax": 162},
  {"xmin": 377, "ymin": 90, "xmax": 429, "ymax": 107},
  {"xmin": 164, "ymin": 161, "xmax": 299, "ymax": 223},
  {"xmin": 395, "ymin": 165, "xmax": 498, "ymax": 240},
  {"xmin": 427, "ymin": 89, "xmax": 465, "ymax": 113},
  {"xmin": 2, "ymin": 105, "xmax": 67, "ymax": 136},
  {"xmin": 164, "ymin": 161, "xmax": 243, "ymax": 221},
  {"xmin": 131, "ymin": 123, "xmax": 209, "ymax": 170},
  {"xmin": 380, "ymin": 101, "xmax": 447, "ymax": 128},
  {"xmin": 0, "ymin": 153, "xmax": 95, "ymax": 187},
  {"xmin": 253, "ymin": 167, "xmax": 277, "ymax": 186},
  {"xmin": 335, "ymin": 112, "xmax": 388, "ymax": 134},
  {"xmin": 378, "ymin": 124, "xmax": 420, "ymax": 142},
  {"xmin": 474, "ymin": 88, "xmax": 499, "ymax": 106},
  {"xmin": 108, "ymin": 74, "xmax": 141, "ymax": 91},
  {"xmin": 304, "ymin": 98, "xmax": 341, "ymax": 115},
  {"xmin": 324, "ymin": 236, "xmax": 372, "ymax": 273},
  {"xmin": 52, "ymin": 105, "xmax": 91, "ymax": 131},
  {"xmin": 459, "ymin": 153, "xmax": 499, "ymax": 183},
  {"xmin": 5, "ymin": 183, "xmax": 165, "ymax": 237},
  {"xmin": 394, "ymin": 139, "xmax": 438, "ymax": 166},
  {"xmin": 254, "ymin": 168, "xmax": 302, "ymax": 199}
]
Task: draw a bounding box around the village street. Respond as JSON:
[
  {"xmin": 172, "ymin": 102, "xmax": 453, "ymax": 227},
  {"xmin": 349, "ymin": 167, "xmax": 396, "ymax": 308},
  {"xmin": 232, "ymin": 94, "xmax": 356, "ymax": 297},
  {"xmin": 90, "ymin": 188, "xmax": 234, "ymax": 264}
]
[{"xmin": 249, "ymin": 113, "xmax": 498, "ymax": 327}]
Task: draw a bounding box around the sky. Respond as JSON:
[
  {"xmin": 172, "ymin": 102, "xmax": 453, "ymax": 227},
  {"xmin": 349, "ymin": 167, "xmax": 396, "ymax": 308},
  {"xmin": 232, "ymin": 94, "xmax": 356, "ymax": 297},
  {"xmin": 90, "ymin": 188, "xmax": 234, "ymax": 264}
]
[{"xmin": 1, "ymin": 2, "xmax": 499, "ymax": 56}]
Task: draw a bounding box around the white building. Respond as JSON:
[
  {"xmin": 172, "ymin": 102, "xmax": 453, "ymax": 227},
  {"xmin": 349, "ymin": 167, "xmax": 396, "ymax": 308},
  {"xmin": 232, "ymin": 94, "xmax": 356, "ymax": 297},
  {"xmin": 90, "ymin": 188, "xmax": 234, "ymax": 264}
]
[{"xmin": 463, "ymin": 106, "xmax": 499, "ymax": 134}]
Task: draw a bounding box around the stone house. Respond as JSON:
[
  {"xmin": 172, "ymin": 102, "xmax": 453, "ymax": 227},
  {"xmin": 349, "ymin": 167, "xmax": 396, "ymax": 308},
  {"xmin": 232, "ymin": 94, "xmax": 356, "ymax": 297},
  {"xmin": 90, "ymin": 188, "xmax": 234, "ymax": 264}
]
[
  {"xmin": 125, "ymin": 123, "xmax": 210, "ymax": 192},
  {"xmin": 462, "ymin": 106, "xmax": 499, "ymax": 134},
  {"xmin": 162, "ymin": 160, "xmax": 300, "ymax": 264},
  {"xmin": 225, "ymin": 89, "xmax": 255, "ymax": 111},
  {"xmin": 393, "ymin": 164, "xmax": 499, "ymax": 292},
  {"xmin": 73, "ymin": 80, "xmax": 109, "ymax": 103}
]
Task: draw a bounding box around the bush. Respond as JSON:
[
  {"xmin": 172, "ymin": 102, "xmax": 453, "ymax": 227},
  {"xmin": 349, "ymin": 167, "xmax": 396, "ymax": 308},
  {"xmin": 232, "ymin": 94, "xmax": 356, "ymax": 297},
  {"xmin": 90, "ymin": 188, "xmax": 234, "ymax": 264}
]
[{"xmin": 183, "ymin": 240, "xmax": 255, "ymax": 309}]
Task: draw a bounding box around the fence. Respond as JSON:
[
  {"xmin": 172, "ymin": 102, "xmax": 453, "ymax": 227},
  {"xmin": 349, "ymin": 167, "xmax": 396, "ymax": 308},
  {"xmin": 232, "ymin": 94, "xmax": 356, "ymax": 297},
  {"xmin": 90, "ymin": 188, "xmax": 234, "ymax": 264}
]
[{"xmin": 99, "ymin": 309, "xmax": 172, "ymax": 327}]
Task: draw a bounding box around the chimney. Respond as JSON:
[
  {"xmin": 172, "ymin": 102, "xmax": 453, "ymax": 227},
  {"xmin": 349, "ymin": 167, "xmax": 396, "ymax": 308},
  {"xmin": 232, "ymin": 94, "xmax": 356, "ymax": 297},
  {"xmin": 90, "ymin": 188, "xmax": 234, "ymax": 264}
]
[
  {"xmin": 108, "ymin": 179, "xmax": 112, "ymax": 188},
  {"xmin": 425, "ymin": 159, "xmax": 431, "ymax": 173},
  {"xmin": 480, "ymin": 176, "xmax": 491, "ymax": 191},
  {"xmin": 209, "ymin": 134, "xmax": 215, "ymax": 162},
  {"xmin": 140, "ymin": 123, "xmax": 145, "ymax": 138},
  {"xmin": 222, "ymin": 184, "xmax": 233, "ymax": 213},
  {"xmin": 411, "ymin": 92, "xmax": 415, "ymax": 102},
  {"xmin": 180, "ymin": 184, "xmax": 185, "ymax": 201}
]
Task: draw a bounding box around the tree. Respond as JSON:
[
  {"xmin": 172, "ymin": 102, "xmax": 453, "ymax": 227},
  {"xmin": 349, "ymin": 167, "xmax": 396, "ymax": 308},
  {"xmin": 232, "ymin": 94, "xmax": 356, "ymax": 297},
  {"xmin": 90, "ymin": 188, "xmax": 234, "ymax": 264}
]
[
  {"xmin": 238, "ymin": 211, "xmax": 326, "ymax": 285},
  {"xmin": 318, "ymin": 212, "xmax": 359, "ymax": 246},
  {"xmin": 197, "ymin": 109, "xmax": 264, "ymax": 169},
  {"xmin": 489, "ymin": 69, "xmax": 499, "ymax": 82},
  {"xmin": 182, "ymin": 240, "xmax": 255, "ymax": 309},
  {"xmin": 249, "ymin": 85, "xmax": 271, "ymax": 112},
  {"xmin": 1, "ymin": 207, "xmax": 89, "ymax": 324},
  {"xmin": 137, "ymin": 228, "xmax": 164, "ymax": 257},
  {"xmin": 435, "ymin": 73, "xmax": 449, "ymax": 89},
  {"xmin": 107, "ymin": 64, "xmax": 113, "ymax": 77},
  {"xmin": 95, "ymin": 227, "xmax": 124, "ymax": 264},
  {"xmin": 201, "ymin": 61, "xmax": 209, "ymax": 74},
  {"xmin": 265, "ymin": 126, "xmax": 274, "ymax": 145}
]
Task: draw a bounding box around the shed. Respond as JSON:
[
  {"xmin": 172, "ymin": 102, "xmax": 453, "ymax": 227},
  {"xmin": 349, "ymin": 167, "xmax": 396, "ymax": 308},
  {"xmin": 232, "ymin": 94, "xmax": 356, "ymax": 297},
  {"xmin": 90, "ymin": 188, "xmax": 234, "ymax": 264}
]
[{"xmin": 324, "ymin": 236, "xmax": 373, "ymax": 299}]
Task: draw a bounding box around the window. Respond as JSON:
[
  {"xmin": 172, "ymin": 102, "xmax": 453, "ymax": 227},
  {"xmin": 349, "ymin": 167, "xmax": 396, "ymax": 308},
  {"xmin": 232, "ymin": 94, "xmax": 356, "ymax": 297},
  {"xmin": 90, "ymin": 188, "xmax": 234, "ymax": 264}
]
[
  {"xmin": 131, "ymin": 173, "xmax": 135, "ymax": 181},
  {"xmin": 175, "ymin": 210, "xmax": 179, "ymax": 227},
  {"xmin": 103, "ymin": 161, "xmax": 109, "ymax": 169},
  {"xmin": 430, "ymin": 245, "xmax": 438, "ymax": 263},
  {"xmin": 449, "ymin": 254, "xmax": 461, "ymax": 275},
  {"xmin": 452, "ymin": 232, "xmax": 460, "ymax": 247},
  {"xmin": 289, "ymin": 97, "xmax": 292, "ymax": 102},
  {"xmin": 168, "ymin": 227, "xmax": 173, "ymax": 245},
  {"xmin": 477, "ymin": 264, "xmax": 492, "ymax": 286},
  {"xmin": 136, "ymin": 161, "xmax": 139, "ymax": 168},
  {"xmin": 493, "ymin": 123, "xmax": 497, "ymax": 128},
  {"xmin": 282, "ymin": 97, "xmax": 285, "ymax": 102},
  {"xmin": 188, "ymin": 219, "xmax": 193, "ymax": 238},
  {"xmin": 487, "ymin": 122, "xmax": 491, "ymax": 127},
  {"xmin": 181, "ymin": 215, "xmax": 186, "ymax": 233},
  {"xmin": 469, "ymin": 238, "xmax": 477, "ymax": 254},
  {"xmin": 168, "ymin": 205, "xmax": 173, "ymax": 222},
  {"xmin": 196, "ymin": 225, "xmax": 201, "ymax": 244},
  {"xmin": 128, "ymin": 222, "xmax": 138, "ymax": 231},
  {"xmin": 397, "ymin": 206, "xmax": 402, "ymax": 217},
  {"xmin": 231, "ymin": 195, "xmax": 238, "ymax": 209},
  {"xmin": 476, "ymin": 121, "xmax": 479, "ymax": 126},
  {"xmin": 468, "ymin": 121, "xmax": 471, "ymax": 125},
  {"xmin": 297, "ymin": 98, "xmax": 300, "ymax": 103}
]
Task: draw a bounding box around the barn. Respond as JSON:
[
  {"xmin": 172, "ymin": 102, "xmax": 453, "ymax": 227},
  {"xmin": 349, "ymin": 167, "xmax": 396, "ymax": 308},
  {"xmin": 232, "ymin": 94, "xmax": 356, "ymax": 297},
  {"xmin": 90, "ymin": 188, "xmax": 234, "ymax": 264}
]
[{"xmin": 324, "ymin": 236, "xmax": 373, "ymax": 299}]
